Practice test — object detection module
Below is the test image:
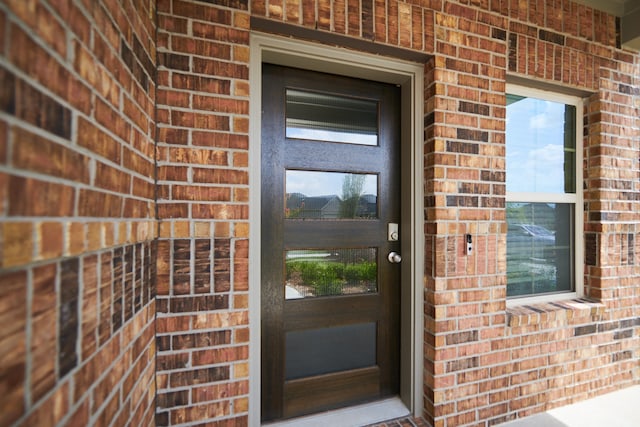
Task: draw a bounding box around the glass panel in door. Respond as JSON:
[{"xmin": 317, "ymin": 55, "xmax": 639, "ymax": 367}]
[{"xmin": 285, "ymin": 89, "xmax": 379, "ymax": 145}]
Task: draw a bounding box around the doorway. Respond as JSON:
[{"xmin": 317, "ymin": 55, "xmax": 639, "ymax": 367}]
[
  {"xmin": 249, "ymin": 33, "xmax": 425, "ymax": 427},
  {"xmin": 261, "ymin": 64, "xmax": 401, "ymax": 422}
]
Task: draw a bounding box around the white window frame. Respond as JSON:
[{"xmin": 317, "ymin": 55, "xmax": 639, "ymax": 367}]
[{"xmin": 505, "ymin": 84, "xmax": 584, "ymax": 306}]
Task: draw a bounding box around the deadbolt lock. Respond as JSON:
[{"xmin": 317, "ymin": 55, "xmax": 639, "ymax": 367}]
[{"xmin": 388, "ymin": 223, "xmax": 399, "ymax": 241}]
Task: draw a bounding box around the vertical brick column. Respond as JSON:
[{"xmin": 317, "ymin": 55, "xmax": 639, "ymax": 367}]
[
  {"xmin": 423, "ymin": 4, "xmax": 508, "ymax": 426},
  {"xmin": 155, "ymin": 0, "xmax": 251, "ymax": 425},
  {"xmin": 0, "ymin": 1, "xmax": 157, "ymax": 426},
  {"xmin": 584, "ymin": 61, "xmax": 640, "ymax": 313}
]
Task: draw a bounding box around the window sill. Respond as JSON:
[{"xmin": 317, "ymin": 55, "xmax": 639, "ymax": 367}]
[{"xmin": 506, "ymin": 298, "xmax": 605, "ymax": 328}]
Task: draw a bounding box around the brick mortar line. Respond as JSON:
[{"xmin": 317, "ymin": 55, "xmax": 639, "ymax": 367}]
[
  {"xmin": 154, "ymin": 139, "xmax": 250, "ymax": 149},
  {"xmin": 24, "ymin": 267, "xmax": 34, "ymax": 409},
  {"xmin": 163, "ymin": 114, "xmax": 248, "ymax": 127},
  {"xmin": 157, "ymin": 168, "xmax": 249, "ymax": 176},
  {"xmin": 157, "ymin": 125, "xmax": 248, "ymax": 135},
  {"xmin": 156, "ymin": 42, "xmax": 251, "ymax": 61},
  {"xmin": 431, "ymin": 81, "xmax": 506, "ymax": 91},
  {"xmin": 157, "ymin": 45, "xmax": 250, "ymax": 64},
  {"xmin": 155, "ymin": 202, "xmax": 248, "ymax": 208},
  {"xmin": 154, "ymin": 349, "xmax": 238, "ymax": 362},
  {"xmin": 158, "ymin": 103, "xmax": 249, "ymax": 116},
  {"xmin": 158, "ymin": 160, "xmax": 250, "ymax": 167},
  {"xmin": 156, "ymin": 377, "xmax": 247, "ymax": 390},
  {"xmin": 0, "ymin": 218, "xmax": 156, "ymax": 225}
]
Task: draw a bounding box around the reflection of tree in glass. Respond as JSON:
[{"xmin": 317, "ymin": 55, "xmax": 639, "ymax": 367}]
[{"xmin": 340, "ymin": 174, "xmax": 365, "ymax": 218}]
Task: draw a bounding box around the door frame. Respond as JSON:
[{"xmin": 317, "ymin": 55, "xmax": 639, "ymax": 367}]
[{"xmin": 249, "ymin": 32, "xmax": 425, "ymax": 426}]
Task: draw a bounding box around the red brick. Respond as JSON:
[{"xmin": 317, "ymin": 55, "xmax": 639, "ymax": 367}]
[
  {"xmin": 77, "ymin": 189, "xmax": 122, "ymax": 217},
  {"xmin": 0, "ymin": 270, "xmax": 27, "ymax": 425},
  {"xmin": 192, "ymin": 168, "xmax": 247, "ymax": 185},
  {"xmin": 171, "ymin": 35, "xmax": 231, "ymax": 59},
  {"xmin": 172, "ymin": 185, "xmax": 231, "ymax": 202},
  {"xmin": 0, "ymin": 119, "xmax": 6, "ymax": 163},
  {"xmin": 9, "ymin": 176, "xmax": 73, "ymax": 218},
  {"xmin": 192, "ymin": 95, "xmax": 249, "ymax": 114},
  {"xmin": 170, "ymin": 401, "xmax": 230, "ymax": 425},
  {"xmin": 30, "ymin": 264, "xmax": 57, "ymax": 401},
  {"xmin": 168, "ymin": 147, "xmax": 229, "ymax": 166},
  {"xmin": 95, "ymin": 162, "xmax": 131, "ymax": 194},
  {"xmin": 37, "ymin": 222, "xmax": 64, "ymax": 260},
  {"xmin": 76, "ymin": 117, "xmax": 121, "ymax": 164},
  {"xmin": 173, "ymin": 0, "xmax": 232, "ymax": 22},
  {"xmin": 12, "ymin": 127, "xmax": 90, "ymax": 183},
  {"xmin": 0, "ymin": 171, "xmax": 7, "ymax": 217},
  {"xmin": 9, "ymin": 23, "xmax": 70, "ymax": 102},
  {"xmin": 123, "ymin": 95, "xmax": 150, "ymax": 133},
  {"xmin": 123, "ymin": 148, "xmax": 154, "ymax": 178},
  {"xmin": 192, "ymin": 131, "xmax": 248, "ymax": 149},
  {"xmin": 95, "ymin": 99, "xmax": 131, "ymax": 142},
  {"xmin": 0, "ymin": 9, "xmax": 5, "ymax": 56}
]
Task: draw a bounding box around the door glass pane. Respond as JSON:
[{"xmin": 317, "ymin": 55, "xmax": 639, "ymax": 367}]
[
  {"xmin": 506, "ymin": 94, "xmax": 576, "ymax": 194},
  {"xmin": 507, "ymin": 202, "xmax": 574, "ymax": 297},
  {"xmin": 286, "ymin": 170, "xmax": 378, "ymax": 219},
  {"xmin": 286, "ymin": 89, "xmax": 378, "ymax": 145},
  {"xmin": 285, "ymin": 322, "xmax": 377, "ymax": 380},
  {"xmin": 285, "ymin": 248, "xmax": 377, "ymax": 299}
]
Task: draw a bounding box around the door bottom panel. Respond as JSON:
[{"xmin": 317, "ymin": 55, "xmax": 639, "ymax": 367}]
[{"xmin": 283, "ymin": 367, "xmax": 381, "ymax": 419}]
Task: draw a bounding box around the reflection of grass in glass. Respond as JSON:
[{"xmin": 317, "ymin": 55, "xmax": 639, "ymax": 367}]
[{"xmin": 287, "ymin": 261, "xmax": 376, "ymax": 296}]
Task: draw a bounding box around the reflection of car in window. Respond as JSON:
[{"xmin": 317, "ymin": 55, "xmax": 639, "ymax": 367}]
[{"xmin": 507, "ymin": 223, "xmax": 555, "ymax": 261}]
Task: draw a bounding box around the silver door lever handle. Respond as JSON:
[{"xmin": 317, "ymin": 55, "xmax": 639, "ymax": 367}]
[{"xmin": 388, "ymin": 252, "xmax": 402, "ymax": 263}]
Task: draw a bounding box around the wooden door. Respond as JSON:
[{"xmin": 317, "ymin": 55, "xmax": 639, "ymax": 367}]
[{"xmin": 261, "ymin": 64, "xmax": 401, "ymax": 422}]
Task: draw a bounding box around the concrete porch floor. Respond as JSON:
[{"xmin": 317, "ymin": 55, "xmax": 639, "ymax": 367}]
[
  {"xmin": 367, "ymin": 385, "xmax": 640, "ymax": 427},
  {"xmin": 498, "ymin": 385, "xmax": 640, "ymax": 427}
]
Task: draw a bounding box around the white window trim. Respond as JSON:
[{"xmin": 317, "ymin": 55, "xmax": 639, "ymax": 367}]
[{"xmin": 505, "ymin": 84, "xmax": 584, "ymax": 307}]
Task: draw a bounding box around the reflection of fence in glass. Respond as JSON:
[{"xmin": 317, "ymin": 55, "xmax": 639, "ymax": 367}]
[
  {"xmin": 506, "ymin": 202, "xmax": 573, "ymax": 297},
  {"xmin": 285, "ymin": 248, "xmax": 377, "ymax": 299}
]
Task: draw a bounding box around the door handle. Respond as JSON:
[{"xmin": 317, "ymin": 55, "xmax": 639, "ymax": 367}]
[{"xmin": 387, "ymin": 252, "xmax": 402, "ymax": 263}]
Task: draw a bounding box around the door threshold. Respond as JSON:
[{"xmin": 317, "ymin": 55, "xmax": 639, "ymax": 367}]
[{"xmin": 262, "ymin": 397, "xmax": 410, "ymax": 427}]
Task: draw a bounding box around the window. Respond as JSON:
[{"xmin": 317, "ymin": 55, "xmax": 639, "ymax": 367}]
[{"xmin": 506, "ymin": 85, "xmax": 583, "ymax": 300}]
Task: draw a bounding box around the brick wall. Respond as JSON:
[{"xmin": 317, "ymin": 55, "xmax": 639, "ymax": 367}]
[
  {"xmin": 1, "ymin": 1, "xmax": 638, "ymax": 427},
  {"xmin": 424, "ymin": 1, "xmax": 639, "ymax": 426},
  {"xmin": 155, "ymin": 0, "xmax": 251, "ymax": 425},
  {"xmin": 239, "ymin": 1, "xmax": 636, "ymax": 426},
  {"xmin": 0, "ymin": 1, "xmax": 157, "ymax": 426}
]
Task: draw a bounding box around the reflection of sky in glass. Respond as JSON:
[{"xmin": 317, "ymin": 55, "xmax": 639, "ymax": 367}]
[
  {"xmin": 287, "ymin": 128, "xmax": 378, "ymax": 146},
  {"xmin": 506, "ymin": 97, "xmax": 567, "ymax": 193},
  {"xmin": 286, "ymin": 170, "xmax": 377, "ymax": 197}
]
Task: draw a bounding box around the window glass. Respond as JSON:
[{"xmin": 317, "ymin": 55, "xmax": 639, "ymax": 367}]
[
  {"xmin": 506, "ymin": 88, "xmax": 580, "ymax": 299},
  {"xmin": 506, "ymin": 202, "xmax": 573, "ymax": 297},
  {"xmin": 285, "ymin": 170, "xmax": 378, "ymax": 219},
  {"xmin": 286, "ymin": 89, "xmax": 378, "ymax": 146},
  {"xmin": 506, "ymin": 95, "xmax": 576, "ymax": 194}
]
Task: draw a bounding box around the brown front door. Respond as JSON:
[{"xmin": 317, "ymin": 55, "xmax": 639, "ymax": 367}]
[{"xmin": 261, "ymin": 64, "xmax": 401, "ymax": 422}]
